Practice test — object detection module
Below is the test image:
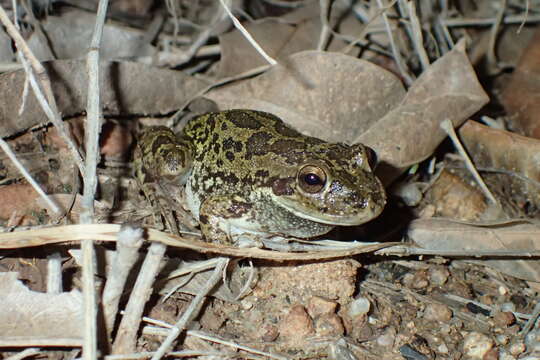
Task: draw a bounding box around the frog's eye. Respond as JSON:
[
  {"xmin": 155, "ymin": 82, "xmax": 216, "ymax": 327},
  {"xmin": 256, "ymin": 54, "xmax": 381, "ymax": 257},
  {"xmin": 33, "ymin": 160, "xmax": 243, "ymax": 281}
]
[{"xmin": 298, "ymin": 165, "xmax": 327, "ymax": 193}]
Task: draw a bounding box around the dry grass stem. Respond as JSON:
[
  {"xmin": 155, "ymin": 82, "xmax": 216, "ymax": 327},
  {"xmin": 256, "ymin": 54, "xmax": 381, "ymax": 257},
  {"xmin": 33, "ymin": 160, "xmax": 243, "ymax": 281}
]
[
  {"xmin": 0, "ymin": 138, "xmax": 60, "ymax": 214},
  {"xmin": 150, "ymin": 257, "xmax": 229, "ymax": 360},
  {"xmin": 0, "ymin": 4, "xmax": 85, "ymax": 175},
  {"xmin": 375, "ymin": 0, "xmax": 414, "ymax": 85},
  {"xmin": 46, "ymin": 252, "xmax": 62, "ymax": 294},
  {"xmin": 103, "ymin": 226, "xmax": 144, "ymax": 338},
  {"xmin": 218, "ymin": 0, "xmax": 277, "ymax": 65},
  {"xmin": 378, "ymin": 245, "xmax": 540, "ymax": 257},
  {"xmin": 401, "ymin": 0, "xmax": 430, "ymax": 69},
  {"xmin": 521, "ymin": 301, "xmax": 540, "ymax": 336},
  {"xmin": 156, "ymin": 7, "xmax": 225, "ymax": 67},
  {"xmin": 4, "ymin": 348, "xmax": 41, "ymax": 360},
  {"xmin": 113, "ymin": 242, "xmax": 167, "ymax": 354},
  {"xmin": 487, "ymin": 0, "xmax": 507, "ymax": 70},
  {"xmin": 140, "ymin": 320, "xmax": 289, "ymax": 360},
  {"xmin": 440, "ymin": 119, "xmax": 498, "ymax": 205},
  {"xmin": 442, "ymin": 14, "xmax": 540, "ymax": 27},
  {"xmin": 81, "ymin": 1, "xmax": 109, "ymax": 359},
  {"xmin": 317, "ymin": 0, "xmax": 331, "ymax": 51}
]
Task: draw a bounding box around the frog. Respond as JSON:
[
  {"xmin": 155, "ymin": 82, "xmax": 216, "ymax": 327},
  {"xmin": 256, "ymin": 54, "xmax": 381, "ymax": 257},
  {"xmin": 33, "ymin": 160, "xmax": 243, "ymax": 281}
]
[{"xmin": 135, "ymin": 109, "xmax": 386, "ymax": 245}]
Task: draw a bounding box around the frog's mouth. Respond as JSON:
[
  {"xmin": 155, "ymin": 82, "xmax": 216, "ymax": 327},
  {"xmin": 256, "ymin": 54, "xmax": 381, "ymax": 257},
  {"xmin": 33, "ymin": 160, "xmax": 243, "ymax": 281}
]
[{"xmin": 275, "ymin": 197, "xmax": 384, "ymax": 226}]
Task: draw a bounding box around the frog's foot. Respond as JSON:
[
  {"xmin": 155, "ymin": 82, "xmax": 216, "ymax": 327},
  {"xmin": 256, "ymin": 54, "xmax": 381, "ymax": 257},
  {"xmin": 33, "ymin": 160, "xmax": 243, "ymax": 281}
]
[{"xmin": 199, "ymin": 195, "xmax": 262, "ymax": 246}]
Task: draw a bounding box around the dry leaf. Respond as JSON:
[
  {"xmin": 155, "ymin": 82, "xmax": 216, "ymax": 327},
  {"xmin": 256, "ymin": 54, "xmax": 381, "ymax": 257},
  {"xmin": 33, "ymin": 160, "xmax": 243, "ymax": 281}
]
[
  {"xmin": 207, "ymin": 50, "xmax": 406, "ymax": 143},
  {"xmin": 27, "ymin": 9, "xmax": 154, "ymax": 61},
  {"xmin": 459, "ymin": 120, "xmax": 540, "ymax": 207},
  {"xmin": 356, "ymin": 40, "xmax": 489, "ymax": 183},
  {"xmin": 501, "ymin": 27, "xmax": 540, "ymax": 138},
  {"xmin": 0, "ymin": 272, "xmax": 82, "ymax": 346},
  {"xmin": 218, "ymin": 19, "xmax": 316, "ymax": 78},
  {"xmin": 0, "ymin": 60, "xmax": 208, "ymax": 138},
  {"xmin": 408, "ymin": 218, "xmax": 540, "ymax": 282}
]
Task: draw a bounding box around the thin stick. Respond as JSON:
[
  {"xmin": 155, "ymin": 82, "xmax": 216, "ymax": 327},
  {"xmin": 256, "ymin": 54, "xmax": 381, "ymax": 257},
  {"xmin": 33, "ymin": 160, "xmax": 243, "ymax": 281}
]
[
  {"xmin": 4, "ymin": 348, "xmax": 41, "ymax": 360},
  {"xmin": 317, "ymin": 0, "xmax": 331, "ymax": 51},
  {"xmin": 486, "ymin": 0, "xmax": 506, "ymax": 69},
  {"xmin": 402, "ymin": 0, "xmax": 430, "ymax": 69},
  {"xmin": 113, "ymin": 242, "xmax": 167, "ymax": 354},
  {"xmin": 151, "ymin": 257, "xmax": 229, "ymax": 360},
  {"xmin": 0, "ymin": 138, "xmax": 60, "ymax": 214},
  {"xmin": 0, "ymin": 5, "xmax": 85, "ymax": 175},
  {"xmin": 521, "ymin": 301, "xmax": 540, "ymax": 336},
  {"xmin": 440, "ymin": 119, "xmax": 498, "ymax": 204},
  {"xmin": 81, "ymin": 1, "xmax": 109, "ymax": 359},
  {"xmin": 103, "ymin": 225, "xmax": 144, "ymax": 339},
  {"xmin": 441, "ymin": 14, "xmax": 540, "ymax": 27},
  {"xmin": 218, "ymin": 0, "xmax": 277, "ymax": 65},
  {"xmin": 140, "ymin": 318, "xmax": 289, "ymax": 360},
  {"xmin": 156, "ymin": 4, "xmax": 226, "ymax": 67},
  {"xmin": 375, "ymin": 0, "xmax": 414, "ymax": 85}
]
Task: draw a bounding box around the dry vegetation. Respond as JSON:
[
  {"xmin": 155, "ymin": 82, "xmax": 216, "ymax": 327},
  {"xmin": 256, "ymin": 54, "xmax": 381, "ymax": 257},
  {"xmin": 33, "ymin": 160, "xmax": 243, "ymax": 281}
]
[{"xmin": 0, "ymin": 0, "xmax": 539, "ymax": 359}]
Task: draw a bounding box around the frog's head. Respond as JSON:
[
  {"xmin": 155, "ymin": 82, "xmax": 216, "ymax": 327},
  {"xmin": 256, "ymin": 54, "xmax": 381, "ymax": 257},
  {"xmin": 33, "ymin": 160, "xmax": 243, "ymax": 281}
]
[{"xmin": 271, "ymin": 142, "xmax": 386, "ymax": 226}]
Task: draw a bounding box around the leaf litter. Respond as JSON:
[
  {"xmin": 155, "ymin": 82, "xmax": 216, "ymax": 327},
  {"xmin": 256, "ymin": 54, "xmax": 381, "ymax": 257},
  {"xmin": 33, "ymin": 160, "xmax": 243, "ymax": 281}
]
[{"xmin": 0, "ymin": 0, "xmax": 539, "ymax": 359}]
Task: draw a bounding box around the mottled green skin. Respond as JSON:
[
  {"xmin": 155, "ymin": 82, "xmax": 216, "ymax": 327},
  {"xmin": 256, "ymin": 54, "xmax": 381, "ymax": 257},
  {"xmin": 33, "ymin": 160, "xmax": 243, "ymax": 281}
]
[{"xmin": 136, "ymin": 110, "xmax": 386, "ymax": 244}]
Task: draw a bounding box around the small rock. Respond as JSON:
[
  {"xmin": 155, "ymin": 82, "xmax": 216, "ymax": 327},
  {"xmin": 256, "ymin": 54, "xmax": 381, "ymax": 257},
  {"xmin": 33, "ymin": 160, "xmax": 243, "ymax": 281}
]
[
  {"xmin": 496, "ymin": 334, "xmax": 509, "ymax": 345},
  {"xmin": 463, "ymin": 332, "xmax": 494, "ymax": 359},
  {"xmin": 376, "ymin": 327, "xmax": 396, "ymax": 347},
  {"xmin": 260, "ymin": 323, "xmax": 279, "ymax": 342},
  {"xmin": 424, "ymin": 303, "xmax": 452, "ymax": 322},
  {"xmin": 314, "ymin": 313, "xmax": 345, "ymax": 337},
  {"xmin": 307, "ymin": 296, "xmax": 337, "ymax": 318},
  {"xmin": 279, "ymin": 305, "xmax": 315, "ymax": 342},
  {"xmin": 509, "ymin": 341, "xmax": 526, "ymax": 356},
  {"xmin": 429, "ymin": 266, "xmax": 450, "ymax": 286},
  {"xmin": 525, "ymin": 329, "xmax": 540, "ymax": 352},
  {"xmin": 437, "ymin": 343, "xmax": 449, "ymax": 354},
  {"xmin": 347, "ymin": 296, "xmax": 371, "ymax": 318},
  {"xmin": 501, "ymin": 302, "xmax": 516, "ymax": 312},
  {"xmin": 483, "ymin": 347, "xmax": 499, "ymax": 360},
  {"xmin": 423, "ymin": 303, "xmax": 452, "ymax": 322},
  {"xmin": 412, "ymin": 271, "xmax": 429, "ymax": 289},
  {"xmin": 492, "ymin": 311, "xmax": 515, "ymax": 328}
]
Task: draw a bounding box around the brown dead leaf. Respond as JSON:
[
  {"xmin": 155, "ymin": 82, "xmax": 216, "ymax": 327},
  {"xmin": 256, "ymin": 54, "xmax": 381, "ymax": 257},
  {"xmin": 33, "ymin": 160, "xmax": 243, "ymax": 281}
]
[
  {"xmin": 501, "ymin": 27, "xmax": 540, "ymax": 139},
  {"xmin": 218, "ymin": 19, "xmax": 316, "ymax": 78},
  {"xmin": 459, "ymin": 120, "xmax": 540, "ymax": 208},
  {"xmin": 0, "ymin": 272, "xmax": 83, "ymax": 346},
  {"xmin": 207, "ymin": 50, "xmax": 406, "ymax": 143},
  {"xmin": 408, "ymin": 218, "xmax": 540, "ymax": 282},
  {"xmin": 218, "ymin": 4, "xmax": 362, "ymax": 78},
  {"xmin": 27, "ymin": 9, "xmax": 154, "ymax": 61},
  {"xmin": 0, "ymin": 60, "xmax": 208, "ymax": 138},
  {"xmin": 356, "ymin": 40, "xmax": 489, "ymax": 183},
  {"xmin": 0, "ymin": 184, "xmax": 40, "ymax": 220}
]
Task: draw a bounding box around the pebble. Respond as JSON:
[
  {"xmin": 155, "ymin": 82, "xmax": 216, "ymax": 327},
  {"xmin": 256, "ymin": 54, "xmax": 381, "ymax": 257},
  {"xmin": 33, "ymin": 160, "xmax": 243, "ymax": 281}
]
[
  {"xmin": 525, "ymin": 329, "xmax": 540, "ymax": 352},
  {"xmin": 307, "ymin": 296, "xmax": 337, "ymax": 318},
  {"xmin": 493, "ymin": 311, "xmax": 516, "ymax": 328},
  {"xmin": 509, "ymin": 341, "xmax": 525, "ymax": 357},
  {"xmin": 314, "ymin": 313, "xmax": 345, "ymax": 337},
  {"xmin": 348, "ymin": 296, "xmax": 371, "ymax": 318},
  {"xmin": 376, "ymin": 327, "xmax": 396, "ymax": 347},
  {"xmin": 462, "ymin": 332, "xmax": 494, "ymax": 359},
  {"xmin": 429, "ymin": 266, "xmax": 450, "ymax": 286},
  {"xmin": 279, "ymin": 305, "xmax": 315, "ymax": 341},
  {"xmin": 423, "ymin": 303, "xmax": 452, "ymax": 322}
]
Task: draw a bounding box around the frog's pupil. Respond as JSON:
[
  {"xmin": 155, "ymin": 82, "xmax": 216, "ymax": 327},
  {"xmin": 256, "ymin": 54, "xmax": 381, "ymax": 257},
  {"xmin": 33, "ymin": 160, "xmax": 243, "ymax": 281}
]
[{"xmin": 305, "ymin": 173, "xmax": 322, "ymax": 185}]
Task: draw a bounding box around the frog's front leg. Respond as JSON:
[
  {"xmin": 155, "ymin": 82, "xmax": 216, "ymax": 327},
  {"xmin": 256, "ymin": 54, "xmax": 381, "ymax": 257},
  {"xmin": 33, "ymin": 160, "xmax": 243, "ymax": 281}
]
[
  {"xmin": 198, "ymin": 195, "xmax": 265, "ymax": 247},
  {"xmin": 135, "ymin": 126, "xmax": 193, "ymax": 233}
]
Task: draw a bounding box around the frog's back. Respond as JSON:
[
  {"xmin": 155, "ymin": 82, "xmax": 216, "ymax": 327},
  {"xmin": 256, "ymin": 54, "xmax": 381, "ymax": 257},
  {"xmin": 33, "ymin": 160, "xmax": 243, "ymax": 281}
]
[{"xmin": 183, "ymin": 109, "xmax": 303, "ymax": 153}]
